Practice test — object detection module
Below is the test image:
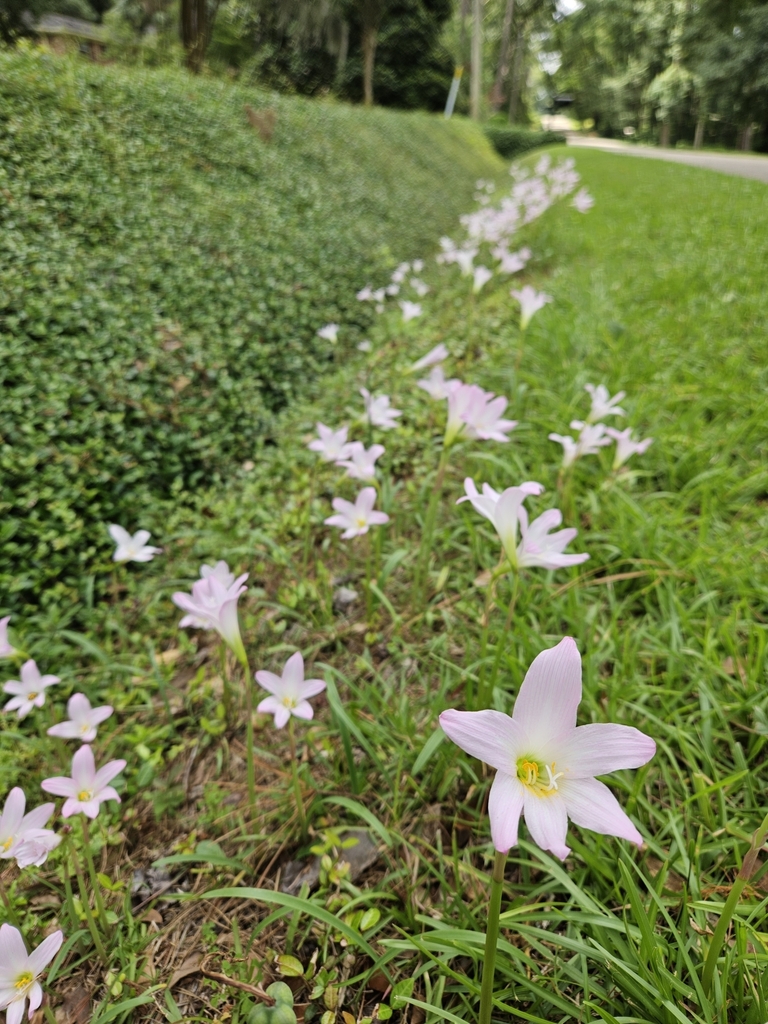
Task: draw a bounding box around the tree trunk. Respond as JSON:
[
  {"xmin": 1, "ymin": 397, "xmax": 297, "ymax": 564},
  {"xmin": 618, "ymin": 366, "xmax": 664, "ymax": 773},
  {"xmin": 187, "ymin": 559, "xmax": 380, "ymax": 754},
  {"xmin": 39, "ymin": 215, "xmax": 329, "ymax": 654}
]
[
  {"xmin": 507, "ymin": 24, "xmax": 524, "ymax": 122},
  {"xmin": 180, "ymin": 0, "xmax": 210, "ymax": 73},
  {"xmin": 470, "ymin": 0, "xmax": 482, "ymax": 119},
  {"xmin": 693, "ymin": 116, "xmax": 704, "ymax": 149},
  {"xmin": 337, "ymin": 21, "xmax": 350, "ymax": 76},
  {"xmin": 740, "ymin": 124, "xmax": 753, "ymax": 151},
  {"xmin": 660, "ymin": 120, "xmax": 670, "ymax": 147},
  {"xmin": 362, "ymin": 23, "xmax": 377, "ymax": 106},
  {"xmin": 492, "ymin": 0, "xmax": 515, "ymax": 112}
]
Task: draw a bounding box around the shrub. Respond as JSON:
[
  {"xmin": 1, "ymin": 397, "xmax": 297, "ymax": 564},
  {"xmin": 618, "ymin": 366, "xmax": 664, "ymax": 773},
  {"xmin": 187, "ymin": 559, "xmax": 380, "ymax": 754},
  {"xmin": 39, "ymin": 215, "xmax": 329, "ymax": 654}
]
[
  {"xmin": 483, "ymin": 126, "xmax": 566, "ymax": 159},
  {"xmin": 0, "ymin": 50, "xmax": 503, "ymax": 611}
]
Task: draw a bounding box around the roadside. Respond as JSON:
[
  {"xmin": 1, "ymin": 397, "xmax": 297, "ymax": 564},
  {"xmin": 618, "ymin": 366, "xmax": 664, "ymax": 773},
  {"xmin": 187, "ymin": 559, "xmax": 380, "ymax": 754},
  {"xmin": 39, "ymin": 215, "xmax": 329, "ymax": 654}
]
[{"xmin": 567, "ymin": 133, "xmax": 768, "ymax": 184}]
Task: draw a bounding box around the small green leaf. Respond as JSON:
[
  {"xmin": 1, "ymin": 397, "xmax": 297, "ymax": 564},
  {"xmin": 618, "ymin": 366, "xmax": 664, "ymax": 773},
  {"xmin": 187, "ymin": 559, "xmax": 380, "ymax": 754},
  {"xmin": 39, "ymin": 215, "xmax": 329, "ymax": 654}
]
[{"xmin": 276, "ymin": 954, "xmax": 305, "ymax": 977}]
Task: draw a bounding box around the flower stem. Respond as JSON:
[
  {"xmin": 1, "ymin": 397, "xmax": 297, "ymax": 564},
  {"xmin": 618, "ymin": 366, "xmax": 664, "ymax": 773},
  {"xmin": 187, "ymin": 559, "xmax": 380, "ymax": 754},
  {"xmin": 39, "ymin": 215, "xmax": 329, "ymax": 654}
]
[
  {"xmin": 68, "ymin": 836, "xmax": 108, "ymax": 965},
  {"xmin": 485, "ymin": 572, "xmax": 519, "ymax": 706},
  {"xmin": 302, "ymin": 462, "xmax": 317, "ymax": 574},
  {"xmin": 474, "ymin": 579, "xmax": 496, "ymax": 710},
  {"xmin": 514, "ymin": 326, "xmax": 527, "ymax": 372},
  {"xmin": 236, "ymin": 649, "xmax": 257, "ymax": 816},
  {"xmin": 702, "ymin": 810, "xmax": 768, "ymax": 996},
  {"xmin": 365, "ymin": 533, "xmax": 374, "ymax": 625},
  {"xmin": 478, "ymin": 849, "xmax": 507, "ymax": 1024},
  {"xmin": 219, "ymin": 641, "xmax": 232, "ymax": 729},
  {"xmin": 288, "ymin": 717, "xmax": 308, "ymax": 840},
  {"xmin": 80, "ymin": 818, "xmax": 110, "ymax": 937},
  {"xmin": 414, "ymin": 447, "xmax": 450, "ymax": 609}
]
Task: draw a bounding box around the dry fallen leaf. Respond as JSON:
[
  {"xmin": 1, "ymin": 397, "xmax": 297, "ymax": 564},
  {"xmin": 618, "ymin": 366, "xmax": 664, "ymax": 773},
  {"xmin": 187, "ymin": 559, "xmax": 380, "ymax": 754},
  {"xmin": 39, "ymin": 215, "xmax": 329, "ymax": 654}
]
[{"xmin": 169, "ymin": 952, "xmax": 204, "ymax": 989}]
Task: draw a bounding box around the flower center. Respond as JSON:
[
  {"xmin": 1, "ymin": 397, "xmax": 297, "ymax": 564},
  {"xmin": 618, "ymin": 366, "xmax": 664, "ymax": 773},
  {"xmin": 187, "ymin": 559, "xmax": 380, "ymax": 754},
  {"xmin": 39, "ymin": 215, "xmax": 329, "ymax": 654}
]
[
  {"xmin": 28, "ymin": 692, "xmax": 38, "ymax": 701},
  {"xmin": 281, "ymin": 696, "xmax": 296, "ymax": 709},
  {"xmin": 516, "ymin": 756, "xmax": 564, "ymax": 796},
  {"xmin": 1, "ymin": 836, "xmax": 14, "ymax": 852},
  {"xmin": 15, "ymin": 971, "xmax": 34, "ymax": 991},
  {"xmin": 80, "ymin": 724, "xmax": 90, "ymax": 734},
  {"xmin": 355, "ymin": 516, "xmax": 368, "ymax": 528},
  {"xmin": 78, "ymin": 789, "xmax": 93, "ymax": 802}
]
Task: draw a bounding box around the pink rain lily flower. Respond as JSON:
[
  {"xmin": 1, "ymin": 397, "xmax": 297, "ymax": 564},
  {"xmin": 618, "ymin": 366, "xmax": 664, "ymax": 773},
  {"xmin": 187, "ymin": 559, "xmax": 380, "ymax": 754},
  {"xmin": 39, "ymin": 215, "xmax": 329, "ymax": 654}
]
[
  {"xmin": 325, "ymin": 487, "xmax": 390, "ymax": 540},
  {"xmin": 357, "ymin": 340, "xmax": 372, "ymax": 352},
  {"xmin": 585, "ymin": 383, "xmax": 626, "ymax": 423},
  {"xmin": 360, "ymin": 389, "xmax": 402, "ymax": 430},
  {"xmin": 454, "ymin": 247, "xmax": 477, "ymax": 275},
  {"xmin": 417, "ymin": 365, "xmax": 459, "ymax": 401},
  {"xmin": 47, "ymin": 693, "xmax": 113, "ymax": 744},
  {"xmin": 0, "ymin": 789, "xmax": 60, "ymax": 870},
  {"xmin": 200, "ymin": 560, "xmax": 236, "ymax": 587},
  {"xmin": 445, "ymin": 383, "xmax": 517, "ymax": 446},
  {"xmin": 458, "ymin": 478, "xmax": 588, "ymax": 571},
  {"xmin": 511, "ymin": 286, "xmax": 552, "ymax": 330},
  {"xmin": 0, "ymin": 924, "xmax": 64, "ymax": 1024},
  {"xmin": 108, "ymin": 525, "xmax": 161, "ymax": 563},
  {"xmin": 473, "ymin": 265, "xmax": 494, "ymax": 293},
  {"xmin": 572, "ymin": 188, "xmax": 594, "ymax": 213},
  {"xmin": 549, "ymin": 421, "xmax": 612, "ymax": 468},
  {"xmin": 411, "ymin": 278, "xmax": 430, "ymax": 297},
  {"xmin": 606, "ymin": 427, "xmax": 653, "ymax": 470},
  {"xmin": 411, "ymin": 343, "xmax": 449, "ymax": 372},
  {"xmin": 335, "ymin": 441, "xmax": 385, "ymax": 482},
  {"xmin": 400, "ymin": 300, "xmax": 422, "ymax": 322},
  {"xmin": 172, "ymin": 570, "xmax": 248, "ymax": 659},
  {"xmin": 440, "ymin": 637, "xmax": 656, "ymax": 859},
  {"xmin": 41, "ymin": 744, "xmax": 126, "ymax": 819},
  {"xmin": 386, "ymin": 283, "xmax": 400, "ymax": 297},
  {"xmin": 391, "ymin": 261, "xmax": 411, "ymax": 283},
  {"xmin": 356, "ymin": 285, "xmax": 373, "ymax": 301},
  {"xmin": 3, "ymin": 661, "xmax": 59, "ymax": 720},
  {"xmin": 0, "ymin": 617, "xmax": 15, "ymax": 658},
  {"xmin": 412, "ymin": 259, "xmax": 424, "ymax": 272},
  {"xmin": 255, "ymin": 651, "xmax": 326, "ymax": 729},
  {"xmin": 308, "ymin": 423, "xmax": 351, "ymax": 462},
  {"xmin": 317, "ymin": 323, "xmax": 339, "ymax": 342}
]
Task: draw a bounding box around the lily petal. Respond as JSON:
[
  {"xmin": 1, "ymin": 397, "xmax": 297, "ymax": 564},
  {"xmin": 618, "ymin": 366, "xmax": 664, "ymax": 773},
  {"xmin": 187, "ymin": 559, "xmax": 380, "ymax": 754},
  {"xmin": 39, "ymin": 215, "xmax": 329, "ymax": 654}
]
[
  {"xmin": 560, "ymin": 778, "xmax": 644, "ymax": 846},
  {"xmin": 512, "ymin": 637, "xmax": 581, "ymax": 750},
  {"xmin": 561, "ymin": 723, "xmax": 656, "ymax": 778},
  {"xmin": 439, "ymin": 710, "xmax": 528, "ymax": 775},
  {"xmin": 488, "ymin": 772, "xmax": 525, "ymax": 853},
  {"xmin": 522, "ymin": 791, "xmax": 570, "ymax": 860}
]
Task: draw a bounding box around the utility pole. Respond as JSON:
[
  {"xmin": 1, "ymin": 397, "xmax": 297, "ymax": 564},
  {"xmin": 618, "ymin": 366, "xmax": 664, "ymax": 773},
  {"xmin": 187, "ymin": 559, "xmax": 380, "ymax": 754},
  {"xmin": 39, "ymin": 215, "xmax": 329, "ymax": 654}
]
[{"xmin": 470, "ymin": 0, "xmax": 482, "ymax": 119}]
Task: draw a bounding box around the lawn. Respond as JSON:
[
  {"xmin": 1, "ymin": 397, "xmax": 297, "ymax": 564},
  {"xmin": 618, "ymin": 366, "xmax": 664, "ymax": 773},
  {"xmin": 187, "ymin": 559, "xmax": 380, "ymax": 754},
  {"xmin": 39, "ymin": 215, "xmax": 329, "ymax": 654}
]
[{"xmin": 2, "ymin": 144, "xmax": 768, "ymax": 1023}]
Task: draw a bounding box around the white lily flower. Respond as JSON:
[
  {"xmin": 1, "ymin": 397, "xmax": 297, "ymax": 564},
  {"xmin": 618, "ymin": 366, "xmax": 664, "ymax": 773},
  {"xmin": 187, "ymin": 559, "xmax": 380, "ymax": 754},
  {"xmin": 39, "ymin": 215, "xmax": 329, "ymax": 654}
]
[
  {"xmin": 400, "ymin": 300, "xmax": 422, "ymax": 322},
  {"xmin": 255, "ymin": 651, "xmax": 326, "ymax": 730},
  {"xmin": 473, "ymin": 265, "xmax": 494, "ymax": 293},
  {"xmin": 324, "ymin": 487, "xmax": 390, "ymax": 540},
  {"xmin": 335, "ymin": 442, "xmax": 385, "ymax": 482},
  {"xmin": 585, "ymin": 384, "xmax": 626, "ymax": 422},
  {"xmin": 317, "ymin": 323, "xmax": 340, "ymax": 343},
  {"xmin": 411, "ymin": 343, "xmax": 449, "ymax": 372},
  {"xmin": 0, "ymin": 617, "xmax": 15, "ymax": 658},
  {"xmin": 3, "ymin": 661, "xmax": 59, "ymax": 720},
  {"xmin": 308, "ymin": 423, "xmax": 351, "ymax": 462},
  {"xmin": 511, "ymin": 286, "xmax": 552, "ymax": 330},
  {"xmin": 572, "ymin": 188, "xmax": 594, "ymax": 213},
  {"xmin": 417, "ymin": 365, "xmax": 458, "ymax": 401},
  {"xmin": 47, "ymin": 693, "xmax": 113, "ymax": 744},
  {"xmin": 108, "ymin": 525, "xmax": 161, "ymax": 563},
  {"xmin": 605, "ymin": 427, "xmax": 653, "ymax": 469},
  {"xmin": 360, "ymin": 389, "xmax": 402, "ymax": 430},
  {"xmin": 0, "ymin": 924, "xmax": 64, "ymax": 1024},
  {"xmin": 0, "ymin": 788, "xmax": 60, "ymax": 870}
]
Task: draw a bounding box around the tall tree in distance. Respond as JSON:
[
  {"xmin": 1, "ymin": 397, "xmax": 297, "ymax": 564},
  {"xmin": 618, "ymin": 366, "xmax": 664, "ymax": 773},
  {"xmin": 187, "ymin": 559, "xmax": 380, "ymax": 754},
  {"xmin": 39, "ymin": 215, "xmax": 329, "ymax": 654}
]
[
  {"xmin": 181, "ymin": 0, "xmax": 223, "ymax": 71},
  {"xmin": 354, "ymin": 0, "xmax": 393, "ymax": 104}
]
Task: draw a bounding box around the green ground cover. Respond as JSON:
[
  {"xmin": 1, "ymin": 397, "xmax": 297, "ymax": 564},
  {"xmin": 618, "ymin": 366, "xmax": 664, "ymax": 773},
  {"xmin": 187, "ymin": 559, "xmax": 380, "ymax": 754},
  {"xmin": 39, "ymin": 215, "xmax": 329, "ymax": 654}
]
[
  {"xmin": 0, "ymin": 49, "xmax": 504, "ymax": 613},
  {"xmin": 2, "ymin": 145, "xmax": 768, "ymax": 1022}
]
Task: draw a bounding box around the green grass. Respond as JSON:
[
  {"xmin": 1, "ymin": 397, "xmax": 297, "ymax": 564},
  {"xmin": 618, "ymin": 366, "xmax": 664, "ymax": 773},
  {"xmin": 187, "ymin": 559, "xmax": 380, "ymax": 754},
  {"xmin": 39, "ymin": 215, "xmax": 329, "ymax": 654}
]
[
  {"xmin": 0, "ymin": 49, "xmax": 504, "ymax": 613},
  {"xmin": 2, "ymin": 146, "xmax": 768, "ymax": 1023}
]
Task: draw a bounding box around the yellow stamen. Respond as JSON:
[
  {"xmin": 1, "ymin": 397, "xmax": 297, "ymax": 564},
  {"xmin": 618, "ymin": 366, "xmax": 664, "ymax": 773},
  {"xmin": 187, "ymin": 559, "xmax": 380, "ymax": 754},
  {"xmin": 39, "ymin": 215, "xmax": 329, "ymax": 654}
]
[
  {"xmin": 28, "ymin": 692, "xmax": 38, "ymax": 701},
  {"xmin": 517, "ymin": 756, "xmax": 564, "ymax": 796},
  {"xmin": 1, "ymin": 836, "xmax": 14, "ymax": 852},
  {"xmin": 355, "ymin": 517, "xmax": 367, "ymax": 528},
  {"xmin": 77, "ymin": 789, "xmax": 93, "ymax": 802},
  {"xmin": 281, "ymin": 696, "xmax": 296, "ymax": 709},
  {"xmin": 15, "ymin": 972, "xmax": 34, "ymax": 990}
]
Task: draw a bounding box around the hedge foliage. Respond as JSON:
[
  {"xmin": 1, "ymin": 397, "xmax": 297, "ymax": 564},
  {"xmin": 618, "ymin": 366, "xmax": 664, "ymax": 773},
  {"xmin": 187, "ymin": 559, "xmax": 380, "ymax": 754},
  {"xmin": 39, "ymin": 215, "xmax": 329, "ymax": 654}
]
[
  {"xmin": 0, "ymin": 49, "xmax": 503, "ymax": 611},
  {"xmin": 483, "ymin": 125, "xmax": 566, "ymax": 159}
]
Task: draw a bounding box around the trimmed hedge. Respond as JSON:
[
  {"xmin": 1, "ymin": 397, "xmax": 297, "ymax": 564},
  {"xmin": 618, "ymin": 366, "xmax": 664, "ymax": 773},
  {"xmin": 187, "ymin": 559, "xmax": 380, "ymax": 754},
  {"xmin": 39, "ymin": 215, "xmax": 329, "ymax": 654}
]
[
  {"xmin": 483, "ymin": 126, "xmax": 566, "ymax": 160},
  {"xmin": 0, "ymin": 51, "xmax": 503, "ymax": 610}
]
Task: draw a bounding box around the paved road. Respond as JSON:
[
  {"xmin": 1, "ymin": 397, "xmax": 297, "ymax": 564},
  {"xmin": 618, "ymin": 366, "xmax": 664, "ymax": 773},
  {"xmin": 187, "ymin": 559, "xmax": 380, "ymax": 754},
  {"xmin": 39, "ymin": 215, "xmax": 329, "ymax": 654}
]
[{"xmin": 567, "ymin": 135, "xmax": 768, "ymax": 185}]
